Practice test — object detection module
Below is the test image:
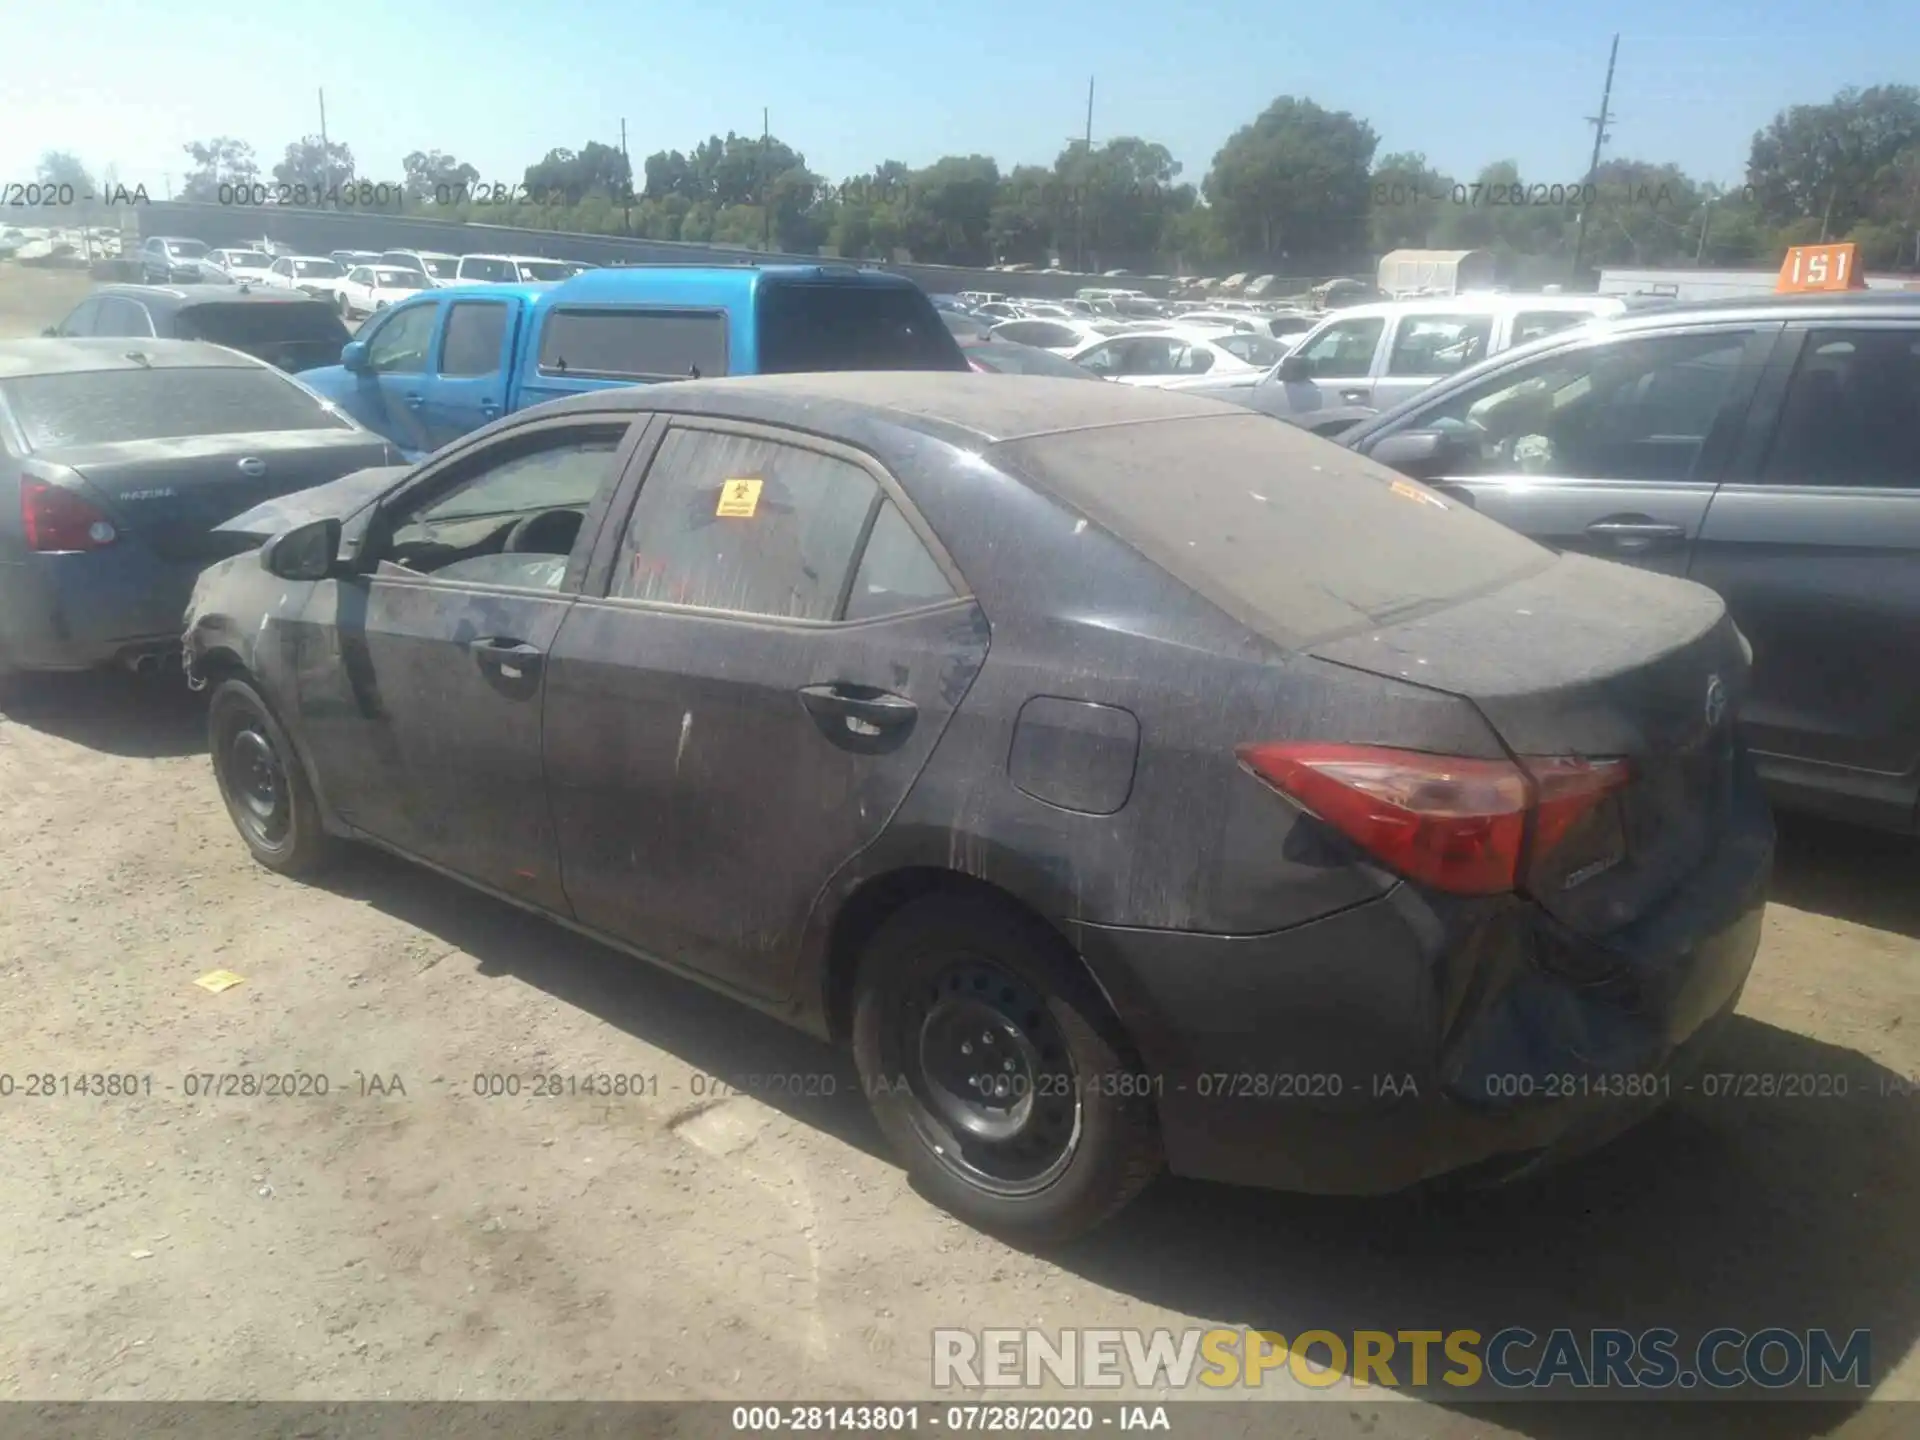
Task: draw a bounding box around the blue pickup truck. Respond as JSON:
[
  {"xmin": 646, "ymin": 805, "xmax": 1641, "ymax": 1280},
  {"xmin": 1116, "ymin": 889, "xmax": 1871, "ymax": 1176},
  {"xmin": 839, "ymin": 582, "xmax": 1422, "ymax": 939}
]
[{"xmin": 295, "ymin": 263, "xmax": 969, "ymax": 457}]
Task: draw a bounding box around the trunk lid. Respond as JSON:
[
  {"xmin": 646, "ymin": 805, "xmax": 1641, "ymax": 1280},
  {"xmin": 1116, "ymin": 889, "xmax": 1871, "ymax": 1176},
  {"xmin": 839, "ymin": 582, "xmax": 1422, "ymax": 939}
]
[
  {"xmin": 1309, "ymin": 552, "xmax": 1747, "ymax": 934},
  {"xmin": 49, "ymin": 431, "xmax": 394, "ymax": 563}
]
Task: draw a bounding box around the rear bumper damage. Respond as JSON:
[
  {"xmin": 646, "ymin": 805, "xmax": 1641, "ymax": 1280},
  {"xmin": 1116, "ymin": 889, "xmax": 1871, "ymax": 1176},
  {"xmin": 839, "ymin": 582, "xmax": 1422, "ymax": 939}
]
[{"xmin": 1070, "ymin": 755, "xmax": 1774, "ymax": 1195}]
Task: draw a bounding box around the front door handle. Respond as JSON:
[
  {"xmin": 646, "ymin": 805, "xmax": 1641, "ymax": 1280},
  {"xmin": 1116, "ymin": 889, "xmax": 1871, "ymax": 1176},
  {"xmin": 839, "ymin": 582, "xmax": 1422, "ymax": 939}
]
[
  {"xmin": 480, "ymin": 400, "xmax": 499, "ymax": 418},
  {"xmin": 798, "ymin": 683, "xmax": 917, "ymax": 739},
  {"xmin": 1339, "ymin": 389, "xmax": 1370, "ymax": 403},
  {"xmin": 469, "ymin": 636, "xmax": 545, "ymax": 679},
  {"xmin": 1586, "ymin": 516, "xmax": 1687, "ymax": 551},
  {"xmin": 405, "ymin": 394, "xmax": 425, "ymax": 410}
]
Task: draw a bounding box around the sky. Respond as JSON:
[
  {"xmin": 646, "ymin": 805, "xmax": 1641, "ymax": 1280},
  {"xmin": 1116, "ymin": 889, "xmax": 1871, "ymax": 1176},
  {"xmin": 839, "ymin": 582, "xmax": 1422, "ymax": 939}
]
[{"xmin": 5, "ymin": 0, "xmax": 1913, "ymax": 200}]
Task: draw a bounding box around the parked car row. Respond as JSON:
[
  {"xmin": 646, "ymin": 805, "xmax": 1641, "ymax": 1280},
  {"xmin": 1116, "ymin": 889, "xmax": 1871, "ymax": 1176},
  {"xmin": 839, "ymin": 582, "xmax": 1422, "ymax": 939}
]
[{"xmin": 140, "ymin": 238, "xmax": 598, "ymax": 299}]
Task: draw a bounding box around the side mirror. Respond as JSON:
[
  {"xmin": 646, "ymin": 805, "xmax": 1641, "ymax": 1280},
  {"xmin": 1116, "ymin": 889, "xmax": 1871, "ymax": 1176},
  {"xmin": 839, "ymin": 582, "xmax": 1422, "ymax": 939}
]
[
  {"xmin": 340, "ymin": 340, "xmax": 369, "ymax": 372},
  {"xmin": 1276, "ymin": 354, "xmax": 1313, "ymax": 382},
  {"xmin": 1365, "ymin": 429, "xmax": 1458, "ymax": 479},
  {"xmin": 41, "ymin": 326, "xmax": 58, "ymax": 337},
  {"xmin": 260, "ymin": 518, "xmax": 343, "ymax": 581}
]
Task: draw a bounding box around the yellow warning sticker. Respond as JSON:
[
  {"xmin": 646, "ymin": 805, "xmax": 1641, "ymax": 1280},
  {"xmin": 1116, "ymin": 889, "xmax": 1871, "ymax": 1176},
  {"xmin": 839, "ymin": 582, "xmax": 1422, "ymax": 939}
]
[
  {"xmin": 716, "ymin": 478, "xmax": 763, "ymax": 517},
  {"xmin": 1390, "ymin": 478, "xmax": 1447, "ymax": 509},
  {"xmin": 194, "ymin": 969, "xmax": 246, "ymax": 994}
]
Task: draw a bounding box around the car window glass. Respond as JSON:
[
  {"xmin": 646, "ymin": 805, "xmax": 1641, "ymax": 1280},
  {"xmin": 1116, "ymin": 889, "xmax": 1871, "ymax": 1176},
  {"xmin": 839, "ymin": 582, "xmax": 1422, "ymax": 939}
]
[
  {"xmin": 539, "ymin": 309, "xmax": 729, "ymax": 379},
  {"xmin": 366, "ymin": 305, "xmax": 436, "ymax": 374},
  {"xmin": 611, "ymin": 428, "xmax": 879, "ymax": 620},
  {"xmin": 1298, "ymin": 318, "xmax": 1384, "ymax": 378},
  {"xmin": 1386, "ymin": 314, "xmax": 1493, "ymax": 376},
  {"xmin": 844, "ymin": 500, "xmax": 957, "ymax": 620},
  {"xmin": 383, "ymin": 430, "xmax": 625, "ymax": 577},
  {"xmin": 1077, "ymin": 344, "xmax": 1120, "ymax": 375},
  {"xmin": 1410, "ymin": 330, "xmax": 1753, "ymax": 482},
  {"xmin": 1217, "ymin": 333, "xmax": 1284, "ymax": 366},
  {"xmin": 1511, "ymin": 310, "xmax": 1592, "ymax": 347},
  {"xmin": 271, "ymin": 259, "xmax": 291, "ymax": 276},
  {"xmin": 1760, "ymin": 329, "xmax": 1920, "ymax": 489},
  {"xmin": 1172, "ymin": 343, "xmax": 1214, "ymax": 373},
  {"xmin": 58, "ymin": 299, "xmax": 100, "ymax": 336},
  {"xmin": 439, "ymin": 302, "xmax": 509, "ymax": 377}
]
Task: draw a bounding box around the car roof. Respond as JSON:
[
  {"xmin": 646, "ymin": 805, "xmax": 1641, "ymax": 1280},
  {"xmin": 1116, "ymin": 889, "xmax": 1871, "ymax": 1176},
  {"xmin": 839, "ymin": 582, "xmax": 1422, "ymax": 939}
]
[
  {"xmin": 95, "ymin": 284, "xmax": 323, "ymax": 307},
  {"xmin": 1600, "ymin": 290, "xmax": 1920, "ymax": 326},
  {"xmin": 0, "ymin": 337, "xmax": 262, "ymax": 378},
  {"xmin": 536, "ymin": 370, "xmax": 1239, "ymax": 445},
  {"xmin": 550, "ymin": 262, "xmax": 922, "ymax": 307},
  {"xmin": 1313, "ymin": 294, "xmax": 1625, "ymax": 322}
]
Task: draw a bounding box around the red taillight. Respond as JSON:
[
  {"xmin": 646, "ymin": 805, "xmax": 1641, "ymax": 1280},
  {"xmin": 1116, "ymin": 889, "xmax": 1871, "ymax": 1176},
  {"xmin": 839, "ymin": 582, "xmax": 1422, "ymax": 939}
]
[
  {"xmin": 21, "ymin": 479, "xmax": 117, "ymax": 553},
  {"xmin": 1236, "ymin": 742, "xmax": 1630, "ymax": 896}
]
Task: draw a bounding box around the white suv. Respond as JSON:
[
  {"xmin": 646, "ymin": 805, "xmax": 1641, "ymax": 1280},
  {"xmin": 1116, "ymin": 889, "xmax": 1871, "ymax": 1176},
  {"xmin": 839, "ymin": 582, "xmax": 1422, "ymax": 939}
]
[{"xmin": 1193, "ymin": 293, "xmax": 1628, "ymax": 433}]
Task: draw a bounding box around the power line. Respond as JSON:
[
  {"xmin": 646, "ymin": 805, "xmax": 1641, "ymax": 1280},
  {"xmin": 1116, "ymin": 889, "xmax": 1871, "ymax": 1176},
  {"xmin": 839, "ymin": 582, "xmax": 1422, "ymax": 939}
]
[{"xmin": 1569, "ymin": 34, "xmax": 1619, "ymax": 279}]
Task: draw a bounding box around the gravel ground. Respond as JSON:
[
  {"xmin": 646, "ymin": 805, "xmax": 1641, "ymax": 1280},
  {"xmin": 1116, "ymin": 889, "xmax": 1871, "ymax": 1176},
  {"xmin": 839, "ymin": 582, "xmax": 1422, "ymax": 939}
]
[{"xmin": 0, "ymin": 265, "xmax": 1915, "ymax": 1439}]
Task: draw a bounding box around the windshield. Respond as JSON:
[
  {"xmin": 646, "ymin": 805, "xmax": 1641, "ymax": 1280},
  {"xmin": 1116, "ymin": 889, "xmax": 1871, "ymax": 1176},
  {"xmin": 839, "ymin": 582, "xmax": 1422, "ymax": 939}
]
[
  {"xmin": 291, "ymin": 259, "xmax": 345, "ymax": 277},
  {"xmin": 224, "ymin": 251, "xmax": 272, "ymax": 268},
  {"xmin": 517, "ymin": 260, "xmax": 571, "ymax": 281},
  {"xmin": 166, "ymin": 238, "xmax": 208, "ymax": 258},
  {"xmin": 422, "ymin": 257, "xmax": 459, "ymax": 278},
  {"xmin": 1, "ymin": 365, "xmax": 350, "ymax": 448},
  {"xmin": 373, "ymin": 268, "xmax": 428, "ymax": 289}
]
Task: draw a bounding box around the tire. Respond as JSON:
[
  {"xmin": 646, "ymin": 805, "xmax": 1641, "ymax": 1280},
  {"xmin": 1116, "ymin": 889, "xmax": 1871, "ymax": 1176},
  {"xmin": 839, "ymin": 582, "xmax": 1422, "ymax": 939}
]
[
  {"xmin": 851, "ymin": 892, "xmax": 1163, "ymax": 1244},
  {"xmin": 207, "ymin": 677, "xmax": 338, "ymax": 876}
]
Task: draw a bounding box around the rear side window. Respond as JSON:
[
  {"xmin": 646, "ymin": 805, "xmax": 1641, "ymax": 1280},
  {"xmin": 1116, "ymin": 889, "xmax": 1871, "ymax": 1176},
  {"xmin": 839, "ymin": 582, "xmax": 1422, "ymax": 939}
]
[
  {"xmin": 1, "ymin": 366, "xmax": 351, "ymax": 450},
  {"xmin": 1761, "ymin": 328, "xmax": 1920, "ymax": 488},
  {"xmin": 756, "ymin": 282, "xmax": 968, "ymax": 373},
  {"xmin": 1386, "ymin": 314, "xmax": 1493, "ymax": 376},
  {"xmin": 995, "ymin": 412, "xmax": 1546, "ymax": 649},
  {"xmin": 611, "ymin": 427, "xmax": 880, "ymax": 620},
  {"xmin": 439, "ymin": 302, "xmax": 509, "ymax": 376},
  {"xmin": 845, "ymin": 501, "xmax": 956, "ymax": 620},
  {"xmin": 1511, "ymin": 309, "xmax": 1593, "ymax": 347},
  {"xmin": 538, "ymin": 309, "xmax": 729, "ymax": 380}
]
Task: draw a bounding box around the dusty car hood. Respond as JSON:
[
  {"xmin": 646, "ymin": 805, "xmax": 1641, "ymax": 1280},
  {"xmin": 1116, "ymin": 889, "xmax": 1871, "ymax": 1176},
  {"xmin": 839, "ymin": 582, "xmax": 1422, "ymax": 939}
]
[{"xmin": 212, "ymin": 463, "xmax": 411, "ymax": 541}]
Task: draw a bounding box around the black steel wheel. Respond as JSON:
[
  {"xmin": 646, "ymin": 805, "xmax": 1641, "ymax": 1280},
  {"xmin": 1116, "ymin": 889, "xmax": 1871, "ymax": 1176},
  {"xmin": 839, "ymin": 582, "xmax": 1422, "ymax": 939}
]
[
  {"xmin": 852, "ymin": 892, "xmax": 1162, "ymax": 1243},
  {"xmin": 208, "ymin": 677, "xmax": 337, "ymax": 875}
]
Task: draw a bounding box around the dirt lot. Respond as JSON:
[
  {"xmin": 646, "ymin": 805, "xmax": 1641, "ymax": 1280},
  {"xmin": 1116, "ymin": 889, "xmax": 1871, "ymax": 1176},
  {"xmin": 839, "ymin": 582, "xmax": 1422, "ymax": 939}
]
[{"xmin": 0, "ymin": 263, "xmax": 1917, "ymax": 1437}]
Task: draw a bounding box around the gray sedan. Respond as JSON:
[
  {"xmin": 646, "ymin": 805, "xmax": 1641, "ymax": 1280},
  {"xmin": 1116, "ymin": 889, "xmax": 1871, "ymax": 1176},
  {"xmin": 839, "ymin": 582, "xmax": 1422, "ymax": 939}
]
[
  {"xmin": 0, "ymin": 339, "xmax": 393, "ymax": 676},
  {"xmin": 1345, "ymin": 290, "xmax": 1920, "ymax": 834}
]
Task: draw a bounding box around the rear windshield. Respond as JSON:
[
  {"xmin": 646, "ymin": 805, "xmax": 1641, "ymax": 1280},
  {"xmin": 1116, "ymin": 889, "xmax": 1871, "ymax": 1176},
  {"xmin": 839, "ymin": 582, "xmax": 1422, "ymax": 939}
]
[
  {"xmin": 995, "ymin": 412, "xmax": 1548, "ymax": 649},
  {"xmin": 176, "ymin": 302, "xmax": 349, "ymax": 348},
  {"xmin": 756, "ymin": 282, "xmax": 968, "ymax": 373},
  {"xmin": 462, "ymin": 258, "xmax": 518, "ymax": 282},
  {"xmin": 517, "ymin": 260, "xmax": 571, "ymax": 281},
  {"xmin": 1, "ymin": 366, "xmax": 350, "ymax": 450}
]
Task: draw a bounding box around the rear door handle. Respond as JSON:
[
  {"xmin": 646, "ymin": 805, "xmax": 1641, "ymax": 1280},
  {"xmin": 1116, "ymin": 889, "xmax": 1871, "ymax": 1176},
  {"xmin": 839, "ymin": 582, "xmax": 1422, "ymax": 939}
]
[
  {"xmin": 469, "ymin": 636, "xmax": 545, "ymax": 679},
  {"xmin": 1586, "ymin": 516, "xmax": 1687, "ymax": 550},
  {"xmin": 480, "ymin": 400, "xmax": 499, "ymax": 418},
  {"xmin": 1339, "ymin": 389, "xmax": 1370, "ymax": 403},
  {"xmin": 798, "ymin": 683, "xmax": 917, "ymax": 738}
]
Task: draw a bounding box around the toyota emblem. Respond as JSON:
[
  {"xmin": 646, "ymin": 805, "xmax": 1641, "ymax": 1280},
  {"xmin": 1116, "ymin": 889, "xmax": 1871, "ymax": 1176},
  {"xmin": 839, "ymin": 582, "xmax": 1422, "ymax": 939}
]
[
  {"xmin": 1704, "ymin": 675, "xmax": 1728, "ymax": 729},
  {"xmin": 238, "ymin": 456, "xmax": 267, "ymax": 477}
]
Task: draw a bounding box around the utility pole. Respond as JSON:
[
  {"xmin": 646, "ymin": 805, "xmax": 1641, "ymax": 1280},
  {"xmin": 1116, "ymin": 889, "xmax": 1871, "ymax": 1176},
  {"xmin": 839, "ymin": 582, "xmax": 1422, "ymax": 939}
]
[
  {"xmin": 762, "ymin": 107, "xmax": 773, "ymax": 252},
  {"xmin": 318, "ymin": 88, "xmax": 332, "ymax": 196},
  {"xmin": 620, "ymin": 117, "xmax": 631, "ymax": 234},
  {"xmin": 1569, "ymin": 34, "xmax": 1618, "ymax": 282},
  {"xmin": 1067, "ymin": 76, "xmax": 1094, "ymax": 272}
]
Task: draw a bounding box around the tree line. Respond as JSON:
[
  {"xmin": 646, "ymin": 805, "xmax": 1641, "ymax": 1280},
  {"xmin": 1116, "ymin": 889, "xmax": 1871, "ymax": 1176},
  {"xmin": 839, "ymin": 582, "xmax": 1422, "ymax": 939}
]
[{"xmin": 34, "ymin": 82, "xmax": 1920, "ymax": 277}]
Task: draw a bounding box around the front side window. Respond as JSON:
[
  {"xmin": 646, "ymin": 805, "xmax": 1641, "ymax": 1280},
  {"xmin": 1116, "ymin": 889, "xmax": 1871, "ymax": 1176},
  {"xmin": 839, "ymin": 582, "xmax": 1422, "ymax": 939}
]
[
  {"xmin": 1386, "ymin": 314, "xmax": 1493, "ymax": 377},
  {"xmin": 1760, "ymin": 328, "xmax": 1920, "ymax": 489},
  {"xmin": 382, "ymin": 429, "xmax": 626, "ymax": 579},
  {"xmin": 611, "ymin": 427, "xmax": 880, "ymax": 620},
  {"xmin": 1295, "ymin": 317, "xmax": 1385, "ymax": 379},
  {"xmin": 365, "ymin": 305, "xmax": 436, "ymax": 374},
  {"xmin": 1406, "ymin": 329, "xmax": 1756, "ymax": 482}
]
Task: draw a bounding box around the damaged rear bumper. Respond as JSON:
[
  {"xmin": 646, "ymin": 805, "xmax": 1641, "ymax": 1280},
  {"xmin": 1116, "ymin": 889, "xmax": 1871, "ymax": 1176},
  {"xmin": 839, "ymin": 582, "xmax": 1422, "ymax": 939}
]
[{"xmin": 1069, "ymin": 760, "xmax": 1774, "ymax": 1195}]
